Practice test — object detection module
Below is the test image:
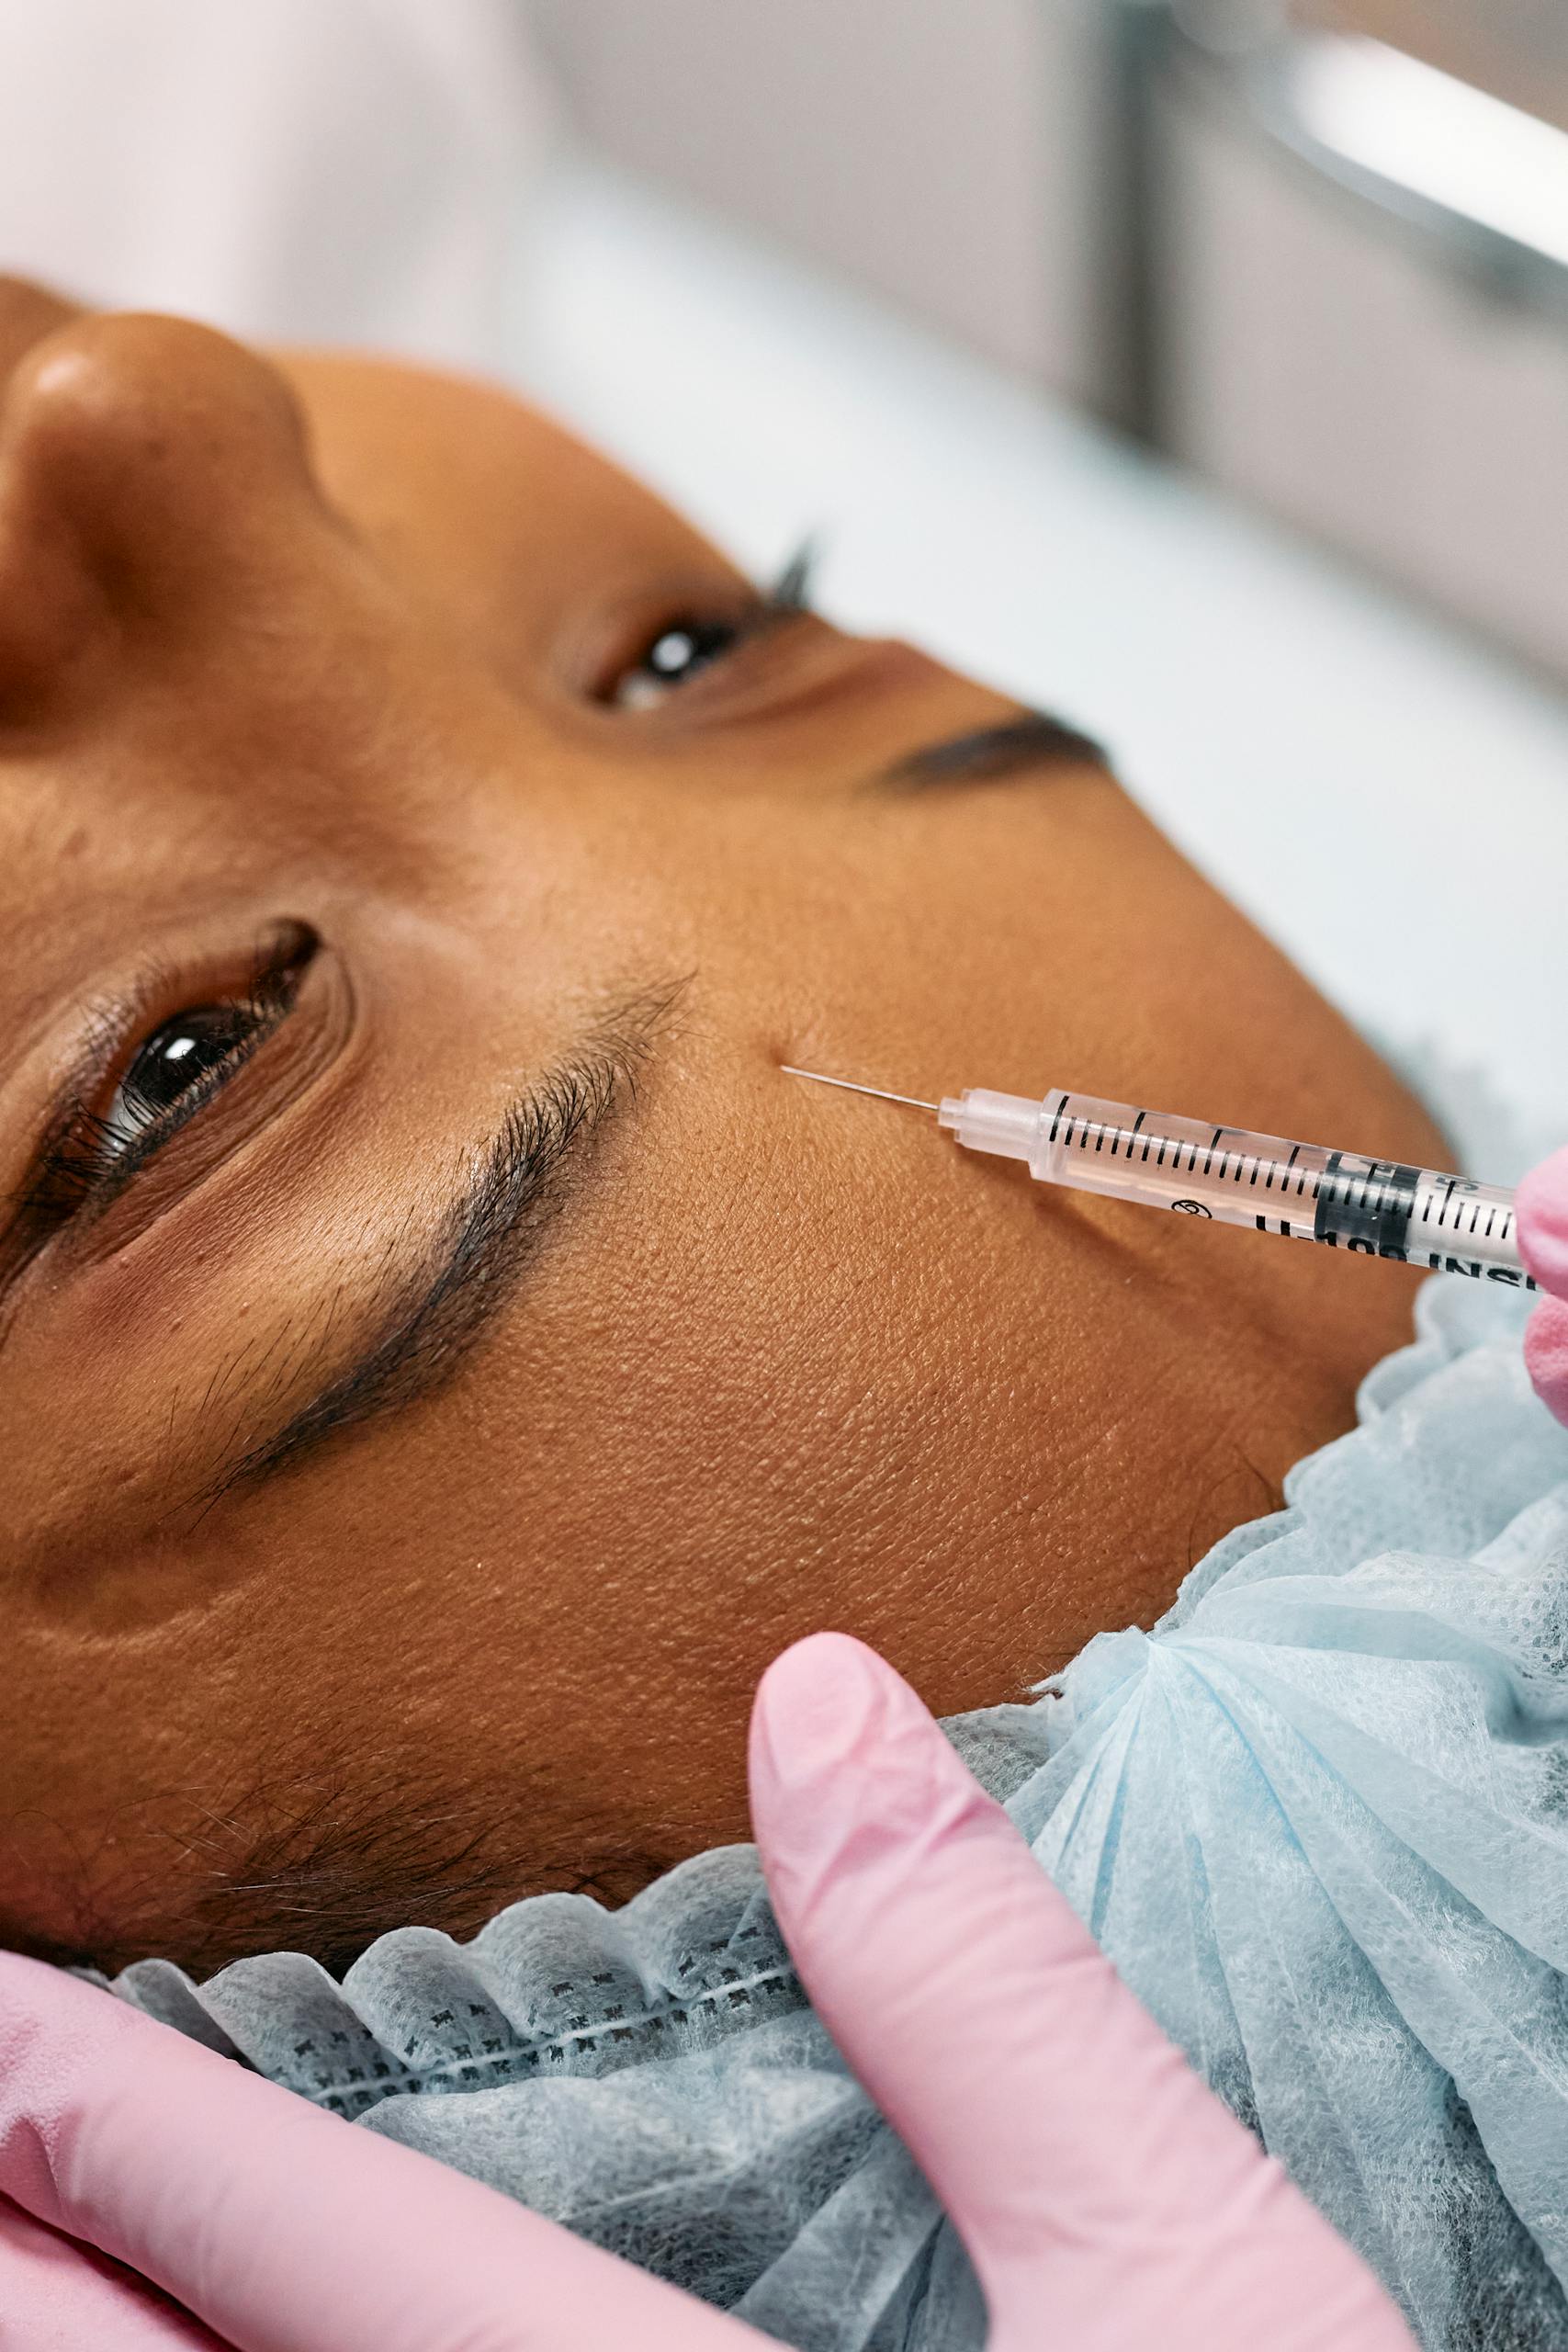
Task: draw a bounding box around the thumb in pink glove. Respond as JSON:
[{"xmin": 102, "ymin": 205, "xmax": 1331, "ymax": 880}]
[
  {"xmin": 0, "ymin": 2191, "xmax": 231, "ymax": 2347},
  {"xmin": 0, "ymin": 1949, "xmax": 776, "ymax": 2351},
  {"xmin": 750, "ymin": 1633, "xmax": 1416, "ymax": 2352},
  {"xmin": 1518, "ymin": 1144, "xmax": 1568, "ymax": 1426}
]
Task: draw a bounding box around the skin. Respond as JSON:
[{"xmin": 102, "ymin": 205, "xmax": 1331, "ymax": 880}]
[{"xmin": 0, "ymin": 278, "xmax": 1450, "ymax": 1974}]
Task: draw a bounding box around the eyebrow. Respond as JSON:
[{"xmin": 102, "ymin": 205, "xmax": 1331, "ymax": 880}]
[
  {"xmin": 194, "ymin": 989, "xmax": 675, "ymax": 1510},
  {"xmin": 880, "ymin": 708, "xmax": 1107, "ymax": 789}
]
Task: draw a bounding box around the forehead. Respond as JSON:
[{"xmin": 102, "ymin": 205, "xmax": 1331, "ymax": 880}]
[{"xmin": 274, "ymin": 349, "xmax": 741, "ymax": 638}]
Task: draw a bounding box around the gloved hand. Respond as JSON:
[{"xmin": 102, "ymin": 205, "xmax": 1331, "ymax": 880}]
[
  {"xmin": 0, "ymin": 1945, "xmax": 773, "ymax": 2350},
  {"xmin": 1518, "ymin": 1144, "xmax": 1568, "ymax": 1426},
  {"xmin": 750, "ymin": 1634, "xmax": 1416, "ymax": 2352},
  {"xmin": 0, "ymin": 1637, "xmax": 1416, "ymax": 2351}
]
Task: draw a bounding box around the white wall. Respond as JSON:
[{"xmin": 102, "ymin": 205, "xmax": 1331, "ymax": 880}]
[
  {"xmin": 531, "ymin": 0, "xmax": 1114, "ymax": 401},
  {"xmin": 1156, "ymin": 55, "xmax": 1568, "ymax": 680},
  {"xmin": 532, "ymin": 1, "xmax": 1568, "ymax": 684},
  {"xmin": 0, "ymin": 0, "xmax": 557, "ymax": 368}
]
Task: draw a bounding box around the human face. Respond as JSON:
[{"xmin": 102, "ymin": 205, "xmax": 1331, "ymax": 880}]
[{"xmin": 0, "ymin": 284, "xmax": 1447, "ymax": 1971}]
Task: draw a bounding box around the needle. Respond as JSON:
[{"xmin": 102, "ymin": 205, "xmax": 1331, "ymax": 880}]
[
  {"xmin": 783, "ymin": 1065, "xmax": 1532, "ymax": 1287},
  {"xmin": 780, "ymin": 1066, "xmax": 940, "ymax": 1114}
]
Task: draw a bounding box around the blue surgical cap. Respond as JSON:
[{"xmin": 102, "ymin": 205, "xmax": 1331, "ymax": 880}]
[{"xmin": 105, "ymin": 1276, "xmax": 1568, "ymax": 2350}]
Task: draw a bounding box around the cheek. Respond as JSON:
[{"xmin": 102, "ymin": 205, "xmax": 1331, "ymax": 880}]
[{"xmin": 426, "ymin": 1079, "xmax": 1176, "ymax": 1736}]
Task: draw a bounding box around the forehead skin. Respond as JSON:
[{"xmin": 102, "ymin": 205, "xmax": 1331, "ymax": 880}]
[{"xmin": 0, "ymin": 288, "xmax": 1450, "ymax": 1971}]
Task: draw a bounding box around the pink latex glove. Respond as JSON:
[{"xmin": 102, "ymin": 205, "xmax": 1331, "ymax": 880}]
[
  {"xmin": 748, "ymin": 1635, "xmax": 1416, "ymax": 2352},
  {"xmin": 1519, "ymin": 1144, "xmax": 1568, "ymax": 1426},
  {"xmin": 0, "ymin": 1944, "xmax": 775, "ymax": 2351},
  {"xmin": 0, "ymin": 1638, "xmax": 1415, "ymax": 2351}
]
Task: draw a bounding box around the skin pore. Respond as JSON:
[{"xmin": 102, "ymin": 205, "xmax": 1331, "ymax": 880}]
[{"xmin": 0, "ymin": 278, "xmax": 1450, "ymax": 1976}]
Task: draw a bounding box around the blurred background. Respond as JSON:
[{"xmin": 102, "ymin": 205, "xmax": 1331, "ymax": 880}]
[{"xmin": 0, "ymin": 0, "xmax": 1563, "ymax": 1141}]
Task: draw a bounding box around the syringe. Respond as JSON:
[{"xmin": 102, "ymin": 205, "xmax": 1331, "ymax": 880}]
[{"xmin": 783, "ymin": 1069, "xmax": 1536, "ymax": 1290}]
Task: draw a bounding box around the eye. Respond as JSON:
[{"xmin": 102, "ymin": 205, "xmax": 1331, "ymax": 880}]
[
  {"xmin": 610, "ymin": 616, "xmax": 747, "ymax": 710},
  {"xmin": 26, "ymin": 926, "xmax": 316, "ymax": 1224},
  {"xmin": 102, "ymin": 1002, "xmax": 267, "ymax": 1154},
  {"xmin": 601, "ymin": 548, "xmax": 819, "ymax": 712}
]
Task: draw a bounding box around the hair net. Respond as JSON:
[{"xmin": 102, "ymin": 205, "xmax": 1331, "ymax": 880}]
[{"xmin": 100, "ymin": 1276, "xmax": 1568, "ymax": 2350}]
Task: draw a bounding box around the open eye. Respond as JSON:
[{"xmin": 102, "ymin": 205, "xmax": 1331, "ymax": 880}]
[
  {"xmin": 24, "ymin": 926, "xmax": 317, "ymax": 1226},
  {"xmin": 610, "ymin": 616, "xmax": 747, "ymax": 710},
  {"xmin": 102, "ymin": 1003, "xmax": 264, "ymax": 1153},
  {"xmin": 603, "ymin": 548, "xmax": 818, "ymax": 712}
]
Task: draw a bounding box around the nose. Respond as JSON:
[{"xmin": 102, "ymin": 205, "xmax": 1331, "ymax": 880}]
[
  {"xmin": 0, "ymin": 307, "xmax": 324, "ymax": 718},
  {"xmin": 0, "ymin": 276, "xmax": 80, "ymax": 379}
]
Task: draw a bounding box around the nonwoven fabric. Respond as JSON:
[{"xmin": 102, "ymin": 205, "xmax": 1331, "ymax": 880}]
[{"xmin": 100, "ymin": 1277, "xmax": 1568, "ymax": 2350}]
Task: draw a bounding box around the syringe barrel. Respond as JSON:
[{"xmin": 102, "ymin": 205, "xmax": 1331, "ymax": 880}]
[{"xmin": 938, "ymin": 1089, "xmax": 1532, "ymax": 1286}]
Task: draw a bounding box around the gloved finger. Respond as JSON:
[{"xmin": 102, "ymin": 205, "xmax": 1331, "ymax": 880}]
[
  {"xmin": 0, "ymin": 1953, "xmax": 773, "ymax": 2352},
  {"xmin": 0, "ymin": 2193, "xmax": 233, "ymax": 2351},
  {"xmin": 1525, "ymin": 1295, "xmax": 1568, "ymax": 1428},
  {"xmin": 750, "ymin": 1635, "xmax": 1414, "ymax": 2351},
  {"xmin": 1518, "ymin": 1145, "xmax": 1568, "ymax": 1300}
]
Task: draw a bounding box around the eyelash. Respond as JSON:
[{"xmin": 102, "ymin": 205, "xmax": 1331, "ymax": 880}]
[
  {"xmin": 17, "ymin": 547, "xmax": 819, "ymax": 1226},
  {"xmin": 27, "ymin": 932, "xmax": 314, "ymax": 1224},
  {"xmin": 610, "ymin": 539, "xmax": 818, "ymax": 707}
]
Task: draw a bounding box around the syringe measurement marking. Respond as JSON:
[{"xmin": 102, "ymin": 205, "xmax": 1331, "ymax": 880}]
[
  {"xmin": 1068, "ymin": 1121, "xmax": 1331, "ymax": 1204},
  {"xmin": 1071, "ymin": 1122, "xmax": 1326, "ymax": 1207},
  {"xmin": 1054, "ymin": 1125, "xmax": 1518, "ymax": 1264},
  {"xmin": 792, "ymin": 1073, "xmax": 1528, "ymax": 1284}
]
